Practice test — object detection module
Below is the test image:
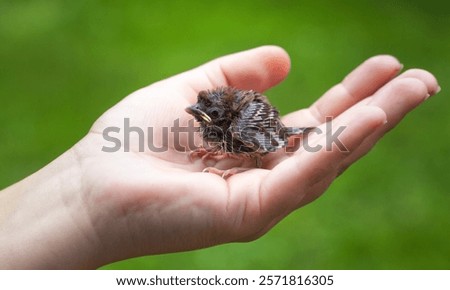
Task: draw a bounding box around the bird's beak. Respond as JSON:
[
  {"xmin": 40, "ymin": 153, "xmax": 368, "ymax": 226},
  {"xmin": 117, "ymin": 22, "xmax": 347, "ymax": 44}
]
[{"xmin": 185, "ymin": 105, "xmax": 212, "ymax": 123}]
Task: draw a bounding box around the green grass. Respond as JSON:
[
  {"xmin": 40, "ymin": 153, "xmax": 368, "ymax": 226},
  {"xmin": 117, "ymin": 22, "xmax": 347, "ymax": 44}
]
[{"xmin": 1, "ymin": 0, "xmax": 449, "ymax": 269}]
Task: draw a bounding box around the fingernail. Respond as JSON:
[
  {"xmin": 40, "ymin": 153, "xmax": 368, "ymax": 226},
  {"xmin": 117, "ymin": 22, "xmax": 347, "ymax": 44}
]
[
  {"xmin": 427, "ymin": 86, "xmax": 441, "ymax": 100},
  {"xmin": 399, "ymin": 63, "xmax": 404, "ymax": 71},
  {"xmin": 425, "ymin": 93, "xmax": 431, "ymax": 100}
]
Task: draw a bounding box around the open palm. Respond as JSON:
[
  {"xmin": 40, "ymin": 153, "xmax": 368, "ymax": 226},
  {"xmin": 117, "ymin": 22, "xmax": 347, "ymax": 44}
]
[{"xmin": 72, "ymin": 46, "xmax": 438, "ymax": 264}]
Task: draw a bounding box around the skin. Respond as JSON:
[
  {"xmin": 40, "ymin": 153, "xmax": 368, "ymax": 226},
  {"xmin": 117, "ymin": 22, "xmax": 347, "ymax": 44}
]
[{"xmin": 0, "ymin": 46, "xmax": 440, "ymax": 269}]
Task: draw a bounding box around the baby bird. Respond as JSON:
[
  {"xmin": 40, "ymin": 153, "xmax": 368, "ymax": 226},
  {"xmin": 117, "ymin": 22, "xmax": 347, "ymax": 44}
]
[{"xmin": 185, "ymin": 87, "xmax": 312, "ymax": 176}]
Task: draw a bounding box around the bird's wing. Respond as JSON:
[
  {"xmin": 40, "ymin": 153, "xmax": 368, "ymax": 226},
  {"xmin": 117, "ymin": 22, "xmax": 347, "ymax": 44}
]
[{"xmin": 233, "ymin": 101, "xmax": 287, "ymax": 153}]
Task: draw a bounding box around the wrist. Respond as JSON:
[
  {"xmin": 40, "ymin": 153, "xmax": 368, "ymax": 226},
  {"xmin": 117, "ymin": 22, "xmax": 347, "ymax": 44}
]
[{"xmin": 0, "ymin": 147, "xmax": 103, "ymax": 269}]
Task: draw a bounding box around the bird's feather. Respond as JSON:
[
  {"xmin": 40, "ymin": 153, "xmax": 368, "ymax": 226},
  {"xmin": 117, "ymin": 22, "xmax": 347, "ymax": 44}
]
[{"xmin": 185, "ymin": 87, "xmax": 314, "ymax": 167}]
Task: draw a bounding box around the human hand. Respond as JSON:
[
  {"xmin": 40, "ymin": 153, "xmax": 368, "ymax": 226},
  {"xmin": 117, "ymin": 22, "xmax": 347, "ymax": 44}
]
[{"xmin": 0, "ymin": 46, "xmax": 439, "ymax": 269}]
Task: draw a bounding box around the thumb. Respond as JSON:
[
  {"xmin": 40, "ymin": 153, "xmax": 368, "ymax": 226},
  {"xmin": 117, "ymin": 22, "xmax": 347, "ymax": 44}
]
[{"xmin": 172, "ymin": 45, "xmax": 291, "ymax": 95}]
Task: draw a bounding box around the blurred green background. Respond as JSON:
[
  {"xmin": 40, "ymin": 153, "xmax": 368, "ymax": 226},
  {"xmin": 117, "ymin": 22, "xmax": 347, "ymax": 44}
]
[{"xmin": 1, "ymin": 0, "xmax": 449, "ymax": 269}]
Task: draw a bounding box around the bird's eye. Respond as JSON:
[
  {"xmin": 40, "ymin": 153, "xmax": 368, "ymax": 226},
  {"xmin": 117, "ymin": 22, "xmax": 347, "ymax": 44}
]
[{"xmin": 208, "ymin": 108, "xmax": 222, "ymax": 118}]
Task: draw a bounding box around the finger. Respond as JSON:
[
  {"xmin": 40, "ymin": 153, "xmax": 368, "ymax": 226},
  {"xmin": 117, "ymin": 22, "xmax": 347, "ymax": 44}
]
[
  {"xmin": 339, "ymin": 70, "xmax": 439, "ymax": 171},
  {"xmin": 173, "ymin": 45, "xmax": 291, "ymax": 100},
  {"xmin": 396, "ymin": 68, "xmax": 441, "ymax": 95},
  {"xmin": 282, "ymin": 55, "xmax": 402, "ymax": 126},
  {"xmin": 260, "ymin": 106, "xmax": 387, "ymax": 219},
  {"xmin": 310, "ymin": 55, "xmax": 402, "ymax": 122}
]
